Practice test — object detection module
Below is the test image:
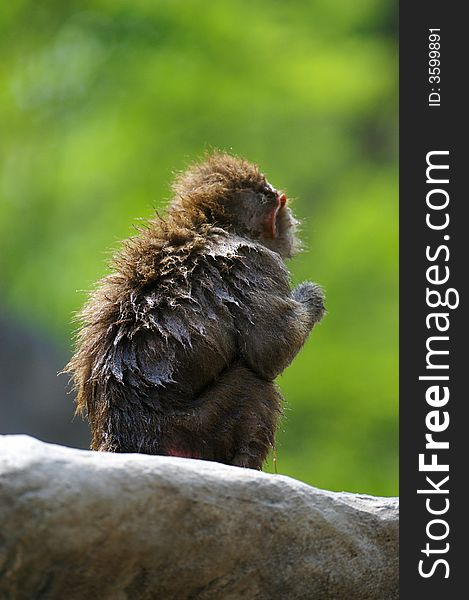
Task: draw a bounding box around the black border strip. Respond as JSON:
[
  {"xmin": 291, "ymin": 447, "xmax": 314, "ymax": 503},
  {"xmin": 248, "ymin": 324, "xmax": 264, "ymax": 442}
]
[{"xmin": 400, "ymin": 2, "xmax": 465, "ymax": 596}]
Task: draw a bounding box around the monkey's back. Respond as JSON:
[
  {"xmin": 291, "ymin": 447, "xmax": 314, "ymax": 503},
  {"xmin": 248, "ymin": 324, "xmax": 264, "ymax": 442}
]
[{"xmin": 67, "ymin": 224, "xmax": 289, "ymax": 452}]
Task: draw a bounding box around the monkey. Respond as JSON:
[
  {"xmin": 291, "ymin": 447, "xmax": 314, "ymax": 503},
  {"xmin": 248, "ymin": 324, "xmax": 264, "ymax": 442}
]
[{"xmin": 65, "ymin": 152, "xmax": 325, "ymax": 470}]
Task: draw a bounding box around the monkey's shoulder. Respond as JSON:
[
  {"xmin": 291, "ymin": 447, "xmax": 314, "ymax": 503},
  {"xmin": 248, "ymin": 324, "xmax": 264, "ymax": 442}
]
[
  {"xmin": 130, "ymin": 226, "xmax": 289, "ymax": 292},
  {"xmin": 203, "ymin": 229, "xmax": 289, "ymax": 279}
]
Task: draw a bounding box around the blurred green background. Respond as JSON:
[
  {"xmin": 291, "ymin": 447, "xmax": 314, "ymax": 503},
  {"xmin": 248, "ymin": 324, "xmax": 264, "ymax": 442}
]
[{"xmin": 0, "ymin": 0, "xmax": 397, "ymax": 495}]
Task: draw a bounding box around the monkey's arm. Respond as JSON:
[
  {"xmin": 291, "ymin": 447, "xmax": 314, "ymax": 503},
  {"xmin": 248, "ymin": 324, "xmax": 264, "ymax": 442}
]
[
  {"xmin": 236, "ymin": 282, "xmax": 324, "ymax": 381},
  {"xmin": 225, "ymin": 244, "xmax": 325, "ymax": 381}
]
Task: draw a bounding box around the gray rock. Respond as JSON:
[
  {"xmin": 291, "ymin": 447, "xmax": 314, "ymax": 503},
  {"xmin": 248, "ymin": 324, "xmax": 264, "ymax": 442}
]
[{"xmin": 0, "ymin": 435, "xmax": 398, "ymax": 600}]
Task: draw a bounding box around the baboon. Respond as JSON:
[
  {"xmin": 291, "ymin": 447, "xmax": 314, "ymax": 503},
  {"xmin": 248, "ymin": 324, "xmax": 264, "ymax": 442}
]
[{"xmin": 66, "ymin": 152, "xmax": 325, "ymax": 469}]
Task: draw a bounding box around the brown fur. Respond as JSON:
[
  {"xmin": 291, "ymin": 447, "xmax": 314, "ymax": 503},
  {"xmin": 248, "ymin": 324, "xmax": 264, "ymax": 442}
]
[{"xmin": 66, "ymin": 152, "xmax": 324, "ymax": 469}]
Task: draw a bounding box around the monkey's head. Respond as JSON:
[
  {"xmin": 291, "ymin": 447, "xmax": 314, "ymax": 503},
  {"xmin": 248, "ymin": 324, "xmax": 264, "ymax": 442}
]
[{"xmin": 169, "ymin": 152, "xmax": 300, "ymax": 259}]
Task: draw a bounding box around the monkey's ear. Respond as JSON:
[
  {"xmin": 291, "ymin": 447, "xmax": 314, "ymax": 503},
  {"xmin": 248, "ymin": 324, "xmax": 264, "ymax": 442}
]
[{"xmin": 262, "ymin": 194, "xmax": 287, "ymax": 238}]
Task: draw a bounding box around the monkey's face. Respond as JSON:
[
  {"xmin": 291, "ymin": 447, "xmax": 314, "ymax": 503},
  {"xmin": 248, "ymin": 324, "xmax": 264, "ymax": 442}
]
[{"xmin": 232, "ymin": 184, "xmax": 299, "ymax": 259}]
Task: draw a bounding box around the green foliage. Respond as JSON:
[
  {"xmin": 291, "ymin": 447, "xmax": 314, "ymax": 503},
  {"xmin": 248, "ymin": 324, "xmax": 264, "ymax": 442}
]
[{"xmin": 0, "ymin": 0, "xmax": 397, "ymax": 495}]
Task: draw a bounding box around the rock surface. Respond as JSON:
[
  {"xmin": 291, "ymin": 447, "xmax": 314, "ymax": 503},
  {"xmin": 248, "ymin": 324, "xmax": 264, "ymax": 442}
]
[{"xmin": 0, "ymin": 435, "xmax": 398, "ymax": 599}]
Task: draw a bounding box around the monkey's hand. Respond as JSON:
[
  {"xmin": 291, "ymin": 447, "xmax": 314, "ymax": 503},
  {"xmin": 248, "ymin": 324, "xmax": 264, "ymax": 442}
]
[{"xmin": 292, "ymin": 281, "xmax": 326, "ymax": 326}]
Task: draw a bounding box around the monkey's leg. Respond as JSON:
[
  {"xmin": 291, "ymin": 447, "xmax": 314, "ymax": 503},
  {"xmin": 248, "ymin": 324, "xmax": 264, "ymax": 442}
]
[{"xmin": 170, "ymin": 361, "xmax": 283, "ymax": 470}]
